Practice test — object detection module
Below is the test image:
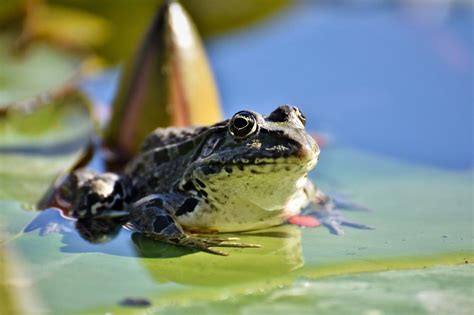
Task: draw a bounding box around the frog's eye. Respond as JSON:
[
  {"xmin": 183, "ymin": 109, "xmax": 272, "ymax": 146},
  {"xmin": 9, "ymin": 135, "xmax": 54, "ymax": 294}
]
[
  {"xmin": 229, "ymin": 111, "xmax": 258, "ymax": 139},
  {"xmin": 293, "ymin": 106, "xmax": 306, "ymax": 126}
]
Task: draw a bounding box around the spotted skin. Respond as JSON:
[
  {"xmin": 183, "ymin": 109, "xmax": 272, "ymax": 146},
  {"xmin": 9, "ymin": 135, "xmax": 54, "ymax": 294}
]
[{"xmin": 62, "ymin": 105, "xmax": 362, "ymax": 255}]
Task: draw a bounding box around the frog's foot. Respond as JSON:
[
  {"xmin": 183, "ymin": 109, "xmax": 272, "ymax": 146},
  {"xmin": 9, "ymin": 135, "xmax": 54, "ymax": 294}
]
[
  {"xmin": 329, "ymin": 193, "xmax": 372, "ymax": 212},
  {"xmin": 177, "ymin": 236, "xmax": 261, "ymax": 256},
  {"xmin": 302, "ymin": 183, "xmax": 373, "ymax": 235},
  {"xmin": 307, "ymin": 208, "xmax": 373, "ymax": 235}
]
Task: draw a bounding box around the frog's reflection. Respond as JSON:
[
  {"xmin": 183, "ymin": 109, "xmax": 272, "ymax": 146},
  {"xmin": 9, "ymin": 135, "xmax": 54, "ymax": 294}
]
[
  {"xmin": 26, "ymin": 208, "xmax": 304, "ymax": 285},
  {"xmin": 132, "ymin": 224, "xmax": 304, "ymax": 286},
  {"xmin": 75, "ymin": 216, "xmax": 128, "ymax": 244}
]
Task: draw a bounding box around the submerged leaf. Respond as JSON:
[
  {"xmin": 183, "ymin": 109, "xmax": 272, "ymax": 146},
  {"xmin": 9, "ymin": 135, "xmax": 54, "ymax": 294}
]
[{"xmin": 105, "ymin": 0, "xmax": 221, "ymax": 159}]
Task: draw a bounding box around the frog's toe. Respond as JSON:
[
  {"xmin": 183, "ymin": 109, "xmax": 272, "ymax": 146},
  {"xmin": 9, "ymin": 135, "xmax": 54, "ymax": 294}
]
[
  {"xmin": 181, "ymin": 236, "xmax": 261, "ymax": 255},
  {"xmin": 209, "ymin": 241, "xmax": 261, "ymax": 248},
  {"xmin": 201, "ymin": 247, "xmax": 229, "ymax": 256},
  {"xmin": 312, "ymin": 209, "xmax": 374, "ymax": 235},
  {"xmin": 198, "ymin": 237, "xmax": 261, "ymax": 248},
  {"xmin": 330, "ymin": 194, "xmax": 372, "ymax": 212},
  {"xmin": 191, "ymin": 235, "xmax": 240, "ymax": 242},
  {"xmin": 179, "ymin": 237, "xmax": 229, "ymax": 255}
]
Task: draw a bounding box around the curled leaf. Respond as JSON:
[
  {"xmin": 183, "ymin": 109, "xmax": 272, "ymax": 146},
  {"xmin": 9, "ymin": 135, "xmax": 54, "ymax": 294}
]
[{"xmin": 105, "ymin": 0, "xmax": 222, "ymax": 160}]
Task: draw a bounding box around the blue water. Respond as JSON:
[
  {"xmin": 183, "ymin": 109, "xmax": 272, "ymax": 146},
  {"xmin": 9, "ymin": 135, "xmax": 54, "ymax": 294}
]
[{"xmin": 82, "ymin": 2, "xmax": 473, "ymax": 170}]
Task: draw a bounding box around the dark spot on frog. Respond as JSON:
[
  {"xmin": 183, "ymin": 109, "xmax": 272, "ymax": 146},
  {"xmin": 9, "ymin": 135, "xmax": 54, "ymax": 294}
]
[
  {"xmin": 176, "ymin": 198, "xmax": 199, "ymax": 216},
  {"xmin": 238, "ymin": 165, "xmax": 244, "ymax": 171},
  {"xmin": 199, "ymin": 190, "xmax": 208, "ymax": 197},
  {"xmin": 177, "ymin": 140, "xmax": 195, "ymax": 155},
  {"xmin": 201, "ymin": 165, "xmax": 219, "ymax": 175},
  {"xmin": 152, "ymin": 214, "xmax": 174, "ymax": 233},
  {"xmin": 182, "ymin": 181, "xmax": 197, "ymax": 192},
  {"xmin": 119, "ymin": 297, "xmax": 151, "ymax": 308},
  {"xmin": 153, "ymin": 149, "xmax": 170, "ymax": 163},
  {"xmin": 196, "ymin": 178, "xmax": 206, "ymax": 188},
  {"xmin": 224, "ymin": 166, "xmax": 233, "ymax": 173}
]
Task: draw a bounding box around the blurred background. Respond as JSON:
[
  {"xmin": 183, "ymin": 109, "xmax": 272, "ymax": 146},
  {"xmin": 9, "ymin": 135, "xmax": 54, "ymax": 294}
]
[
  {"xmin": 1, "ymin": 0, "xmax": 472, "ymax": 170},
  {"xmin": 206, "ymin": 1, "xmax": 473, "ymax": 170},
  {"xmin": 1, "ymin": 2, "xmax": 473, "ymax": 313}
]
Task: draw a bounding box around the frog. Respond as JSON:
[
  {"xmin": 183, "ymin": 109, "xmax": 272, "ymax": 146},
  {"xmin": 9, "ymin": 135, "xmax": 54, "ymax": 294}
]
[{"xmin": 58, "ymin": 105, "xmax": 357, "ymax": 255}]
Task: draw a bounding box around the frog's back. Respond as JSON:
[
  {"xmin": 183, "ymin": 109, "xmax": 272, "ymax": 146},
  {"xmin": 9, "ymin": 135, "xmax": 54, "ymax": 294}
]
[{"xmin": 124, "ymin": 125, "xmax": 225, "ymax": 199}]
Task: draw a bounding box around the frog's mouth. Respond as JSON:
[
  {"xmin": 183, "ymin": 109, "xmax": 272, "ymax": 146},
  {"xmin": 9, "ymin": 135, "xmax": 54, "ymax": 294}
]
[
  {"xmin": 194, "ymin": 137, "xmax": 319, "ymax": 177},
  {"xmin": 196, "ymin": 154, "xmax": 318, "ymax": 178}
]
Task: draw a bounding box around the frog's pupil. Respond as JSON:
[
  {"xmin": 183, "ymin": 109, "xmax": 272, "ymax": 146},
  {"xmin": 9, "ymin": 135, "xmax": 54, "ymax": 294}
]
[{"xmin": 234, "ymin": 117, "xmax": 248, "ymax": 129}]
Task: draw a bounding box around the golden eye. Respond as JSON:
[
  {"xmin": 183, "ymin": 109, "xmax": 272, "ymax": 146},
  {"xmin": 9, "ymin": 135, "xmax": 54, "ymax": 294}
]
[{"xmin": 229, "ymin": 111, "xmax": 258, "ymax": 139}]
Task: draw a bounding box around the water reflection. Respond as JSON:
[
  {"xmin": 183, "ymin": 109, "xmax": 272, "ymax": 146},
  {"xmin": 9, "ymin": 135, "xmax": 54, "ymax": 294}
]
[
  {"xmin": 24, "ymin": 208, "xmax": 304, "ymax": 285},
  {"xmin": 135, "ymin": 225, "xmax": 304, "ymax": 286},
  {"xmin": 75, "ymin": 216, "xmax": 128, "ymax": 244}
]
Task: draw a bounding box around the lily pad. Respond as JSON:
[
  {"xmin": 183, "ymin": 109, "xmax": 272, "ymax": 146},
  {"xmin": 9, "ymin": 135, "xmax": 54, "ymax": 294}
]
[
  {"xmin": 154, "ymin": 265, "xmax": 474, "ymax": 315},
  {"xmin": 0, "ymin": 34, "xmax": 79, "ymax": 106},
  {"xmin": 1, "ymin": 144, "xmax": 472, "ymax": 314},
  {"xmin": 0, "ymin": 90, "xmax": 93, "ymax": 204}
]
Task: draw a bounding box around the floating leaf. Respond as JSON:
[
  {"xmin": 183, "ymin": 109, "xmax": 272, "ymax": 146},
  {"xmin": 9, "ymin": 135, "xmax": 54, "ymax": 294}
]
[
  {"xmin": 0, "ymin": 146, "xmax": 472, "ymax": 314},
  {"xmin": 0, "ymin": 34, "xmax": 79, "ymax": 106},
  {"xmin": 153, "ymin": 265, "xmax": 474, "ymax": 315},
  {"xmin": 105, "ymin": 0, "xmax": 221, "ymax": 159},
  {"xmin": 0, "ymin": 89, "xmax": 94, "ymax": 204}
]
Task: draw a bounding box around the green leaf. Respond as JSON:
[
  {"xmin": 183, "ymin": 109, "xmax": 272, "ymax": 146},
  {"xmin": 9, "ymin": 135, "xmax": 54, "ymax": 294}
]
[
  {"xmin": 0, "ymin": 34, "xmax": 79, "ymax": 106},
  {"xmin": 0, "ymin": 91, "xmax": 94, "ymax": 204},
  {"xmin": 153, "ymin": 265, "xmax": 474, "ymax": 315},
  {"xmin": 105, "ymin": 0, "xmax": 222, "ymax": 158},
  {"xmin": 1, "ymin": 146, "xmax": 472, "ymax": 314}
]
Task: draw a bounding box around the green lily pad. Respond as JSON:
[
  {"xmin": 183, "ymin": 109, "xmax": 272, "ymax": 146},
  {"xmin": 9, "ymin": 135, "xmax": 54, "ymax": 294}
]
[
  {"xmin": 0, "ymin": 91, "xmax": 93, "ymax": 204},
  {"xmin": 154, "ymin": 265, "xmax": 474, "ymax": 315},
  {"xmin": 1, "ymin": 144, "xmax": 472, "ymax": 314},
  {"xmin": 0, "ymin": 34, "xmax": 79, "ymax": 106}
]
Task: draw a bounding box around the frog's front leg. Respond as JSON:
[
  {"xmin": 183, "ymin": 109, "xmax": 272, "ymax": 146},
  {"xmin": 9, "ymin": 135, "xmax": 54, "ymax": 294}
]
[
  {"xmin": 298, "ymin": 181, "xmax": 373, "ymax": 235},
  {"xmin": 130, "ymin": 195, "xmax": 260, "ymax": 256}
]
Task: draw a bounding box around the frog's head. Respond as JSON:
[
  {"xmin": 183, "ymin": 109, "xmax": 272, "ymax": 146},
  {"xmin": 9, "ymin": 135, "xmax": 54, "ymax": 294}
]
[{"xmin": 181, "ymin": 105, "xmax": 319, "ymax": 213}]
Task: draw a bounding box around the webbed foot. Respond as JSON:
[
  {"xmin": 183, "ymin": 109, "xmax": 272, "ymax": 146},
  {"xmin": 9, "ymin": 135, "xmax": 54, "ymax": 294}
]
[
  {"xmin": 175, "ymin": 236, "xmax": 261, "ymax": 256},
  {"xmin": 307, "ymin": 207, "xmax": 373, "ymax": 235},
  {"xmin": 299, "ymin": 183, "xmax": 374, "ymax": 235}
]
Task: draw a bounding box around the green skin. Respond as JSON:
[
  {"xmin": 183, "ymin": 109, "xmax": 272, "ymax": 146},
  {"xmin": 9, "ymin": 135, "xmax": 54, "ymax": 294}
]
[{"xmin": 61, "ymin": 105, "xmax": 344, "ymax": 255}]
